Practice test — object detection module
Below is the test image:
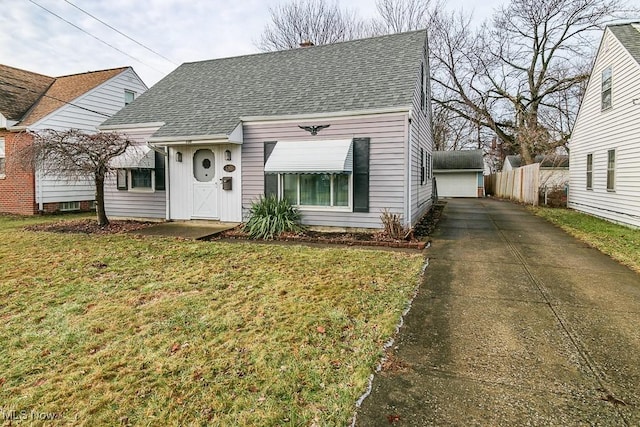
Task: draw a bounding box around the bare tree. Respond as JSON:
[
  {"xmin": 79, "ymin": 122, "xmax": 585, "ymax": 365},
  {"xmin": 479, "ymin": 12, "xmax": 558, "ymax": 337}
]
[
  {"xmin": 432, "ymin": 103, "xmax": 477, "ymax": 151},
  {"xmin": 14, "ymin": 129, "xmax": 135, "ymax": 226},
  {"xmin": 256, "ymin": 0, "xmax": 366, "ymax": 51},
  {"xmin": 370, "ymin": 0, "xmax": 435, "ymax": 34},
  {"xmin": 430, "ymin": 0, "xmax": 633, "ymax": 164}
]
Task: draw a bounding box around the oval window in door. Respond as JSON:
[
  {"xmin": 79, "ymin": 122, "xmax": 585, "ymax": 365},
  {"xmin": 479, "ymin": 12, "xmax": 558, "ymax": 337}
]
[{"xmin": 193, "ymin": 149, "xmax": 215, "ymax": 182}]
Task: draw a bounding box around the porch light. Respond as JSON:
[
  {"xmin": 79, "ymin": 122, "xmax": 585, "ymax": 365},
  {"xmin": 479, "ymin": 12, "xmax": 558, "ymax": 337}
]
[
  {"xmin": 176, "ymin": 152, "xmax": 182, "ymax": 162},
  {"xmin": 225, "ymin": 149, "xmax": 232, "ymax": 161}
]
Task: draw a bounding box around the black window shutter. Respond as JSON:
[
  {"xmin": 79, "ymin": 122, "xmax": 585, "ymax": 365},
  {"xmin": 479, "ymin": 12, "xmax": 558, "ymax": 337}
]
[
  {"xmin": 352, "ymin": 138, "xmax": 370, "ymax": 213},
  {"xmin": 154, "ymin": 150, "xmax": 166, "ymax": 191},
  {"xmin": 420, "ymin": 148, "xmax": 425, "ymax": 185},
  {"xmin": 420, "ymin": 65, "xmax": 425, "ymax": 111},
  {"xmin": 264, "ymin": 141, "xmax": 278, "ymax": 197},
  {"xmin": 116, "ymin": 169, "xmax": 128, "ymax": 190}
]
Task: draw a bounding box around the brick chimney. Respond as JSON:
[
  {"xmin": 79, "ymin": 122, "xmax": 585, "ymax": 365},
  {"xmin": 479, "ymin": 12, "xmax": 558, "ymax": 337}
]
[{"xmin": 299, "ymin": 40, "xmax": 314, "ymax": 48}]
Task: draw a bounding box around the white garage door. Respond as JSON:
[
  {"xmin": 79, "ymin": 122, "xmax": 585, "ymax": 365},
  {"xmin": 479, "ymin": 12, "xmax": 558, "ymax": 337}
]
[{"xmin": 435, "ymin": 172, "xmax": 478, "ymax": 197}]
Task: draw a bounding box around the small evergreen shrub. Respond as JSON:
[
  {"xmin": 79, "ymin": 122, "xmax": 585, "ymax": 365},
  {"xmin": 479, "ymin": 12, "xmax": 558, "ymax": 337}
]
[{"xmin": 243, "ymin": 196, "xmax": 303, "ymax": 239}]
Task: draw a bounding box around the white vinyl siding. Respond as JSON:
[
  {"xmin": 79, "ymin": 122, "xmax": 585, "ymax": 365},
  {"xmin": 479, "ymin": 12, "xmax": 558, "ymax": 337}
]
[
  {"xmin": 242, "ymin": 114, "xmax": 408, "ymax": 229},
  {"xmin": 409, "ymin": 42, "xmax": 434, "ymax": 225},
  {"xmin": 568, "ymin": 27, "xmax": 640, "ymax": 228},
  {"xmin": 32, "ymin": 68, "xmax": 148, "ymax": 205},
  {"xmin": 104, "ymin": 126, "xmax": 166, "ymax": 219}
]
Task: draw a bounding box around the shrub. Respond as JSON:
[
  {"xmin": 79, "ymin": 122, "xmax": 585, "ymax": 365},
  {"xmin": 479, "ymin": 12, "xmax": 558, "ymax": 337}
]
[
  {"xmin": 380, "ymin": 209, "xmax": 409, "ymax": 240},
  {"xmin": 243, "ymin": 196, "xmax": 303, "ymax": 239}
]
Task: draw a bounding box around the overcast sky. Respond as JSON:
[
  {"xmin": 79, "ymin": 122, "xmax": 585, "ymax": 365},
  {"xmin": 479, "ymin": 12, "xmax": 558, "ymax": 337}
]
[{"xmin": 0, "ymin": 0, "xmax": 503, "ymax": 87}]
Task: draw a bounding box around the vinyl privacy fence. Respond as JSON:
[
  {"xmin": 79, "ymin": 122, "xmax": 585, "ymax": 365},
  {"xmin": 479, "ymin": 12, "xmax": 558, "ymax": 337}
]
[{"xmin": 485, "ymin": 163, "xmax": 540, "ymax": 205}]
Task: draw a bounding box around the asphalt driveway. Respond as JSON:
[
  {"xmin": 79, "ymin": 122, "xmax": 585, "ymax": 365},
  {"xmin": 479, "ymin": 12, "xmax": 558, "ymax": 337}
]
[{"xmin": 356, "ymin": 198, "xmax": 640, "ymax": 426}]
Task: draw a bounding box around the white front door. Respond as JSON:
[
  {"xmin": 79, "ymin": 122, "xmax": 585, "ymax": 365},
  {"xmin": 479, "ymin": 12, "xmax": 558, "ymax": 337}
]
[{"xmin": 192, "ymin": 148, "xmax": 219, "ymax": 218}]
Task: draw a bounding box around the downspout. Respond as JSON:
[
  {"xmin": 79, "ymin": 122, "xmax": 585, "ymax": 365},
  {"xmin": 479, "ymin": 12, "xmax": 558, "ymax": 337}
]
[
  {"xmin": 406, "ymin": 111, "xmax": 412, "ymax": 228},
  {"xmin": 37, "ymin": 169, "xmax": 43, "ymax": 212},
  {"xmin": 146, "ymin": 142, "xmax": 170, "ymax": 220},
  {"xmin": 165, "ymin": 148, "xmax": 170, "ymax": 220}
]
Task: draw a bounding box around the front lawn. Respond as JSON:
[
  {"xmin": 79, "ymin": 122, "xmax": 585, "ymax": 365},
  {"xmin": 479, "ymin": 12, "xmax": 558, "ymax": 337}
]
[
  {"xmin": 531, "ymin": 207, "xmax": 640, "ymax": 273},
  {"xmin": 0, "ymin": 215, "xmax": 423, "ymax": 426}
]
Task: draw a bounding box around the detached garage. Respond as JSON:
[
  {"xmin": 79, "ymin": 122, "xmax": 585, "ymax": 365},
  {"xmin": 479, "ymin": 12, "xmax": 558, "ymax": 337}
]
[{"xmin": 433, "ymin": 150, "xmax": 484, "ymax": 198}]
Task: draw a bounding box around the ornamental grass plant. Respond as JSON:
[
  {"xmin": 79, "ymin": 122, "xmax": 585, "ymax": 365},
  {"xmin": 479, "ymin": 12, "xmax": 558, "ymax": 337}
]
[{"xmin": 243, "ymin": 195, "xmax": 303, "ymax": 239}]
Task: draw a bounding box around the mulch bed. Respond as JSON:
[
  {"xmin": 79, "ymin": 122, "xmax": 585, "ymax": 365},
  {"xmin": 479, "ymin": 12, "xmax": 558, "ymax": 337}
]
[
  {"xmin": 22, "ymin": 202, "xmax": 446, "ymax": 249},
  {"xmin": 213, "ymin": 202, "xmax": 446, "ymax": 250},
  {"xmin": 24, "ymin": 219, "xmax": 155, "ymax": 235}
]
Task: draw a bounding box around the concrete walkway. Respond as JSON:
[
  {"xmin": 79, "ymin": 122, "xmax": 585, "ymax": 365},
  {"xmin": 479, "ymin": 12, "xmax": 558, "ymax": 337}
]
[
  {"xmin": 131, "ymin": 221, "xmax": 237, "ymax": 240},
  {"xmin": 356, "ymin": 198, "xmax": 640, "ymax": 426}
]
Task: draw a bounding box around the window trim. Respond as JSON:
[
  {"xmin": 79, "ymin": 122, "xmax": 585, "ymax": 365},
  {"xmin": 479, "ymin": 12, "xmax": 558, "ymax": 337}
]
[
  {"xmin": 129, "ymin": 168, "xmax": 155, "ymax": 192},
  {"xmin": 124, "ymin": 90, "xmax": 136, "ymax": 105},
  {"xmin": 277, "ymin": 172, "xmax": 353, "ymax": 212},
  {"xmin": 586, "ymin": 153, "xmax": 593, "ymax": 190},
  {"xmin": 607, "ymin": 149, "xmax": 615, "ymax": 192},
  {"xmin": 601, "ymin": 67, "xmax": 612, "ymax": 111}
]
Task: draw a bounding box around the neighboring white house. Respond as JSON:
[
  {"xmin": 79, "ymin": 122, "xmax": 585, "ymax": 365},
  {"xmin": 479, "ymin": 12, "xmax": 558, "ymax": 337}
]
[
  {"xmin": 568, "ymin": 22, "xmax": 640, "ymax": 228},
  {"xmin": 100, "ymin": 31, "xmax": 434, "ymax": 230},
  {"xmin": 433, "ymin": 149, "xmax": 484, "ymax": 198},
  {"xmin": 0, "ymin": 65, "xmax": 147, "ymax": 214}
]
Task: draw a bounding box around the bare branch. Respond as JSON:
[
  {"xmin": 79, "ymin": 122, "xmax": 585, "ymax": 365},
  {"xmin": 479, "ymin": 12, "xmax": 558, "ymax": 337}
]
[
  {"xmin": 13, "ymin": 129, "xmax": 136, "ymax": 226},
  {"xmin": 255, "ymin": 0, "xmax": 367, "ymax": 51}
]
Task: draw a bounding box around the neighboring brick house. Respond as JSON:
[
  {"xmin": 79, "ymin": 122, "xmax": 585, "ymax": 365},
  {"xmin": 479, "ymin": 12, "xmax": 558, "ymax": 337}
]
[{"xmin": 0, "ymin": 64, "xmax": 147, "ymax": 215}]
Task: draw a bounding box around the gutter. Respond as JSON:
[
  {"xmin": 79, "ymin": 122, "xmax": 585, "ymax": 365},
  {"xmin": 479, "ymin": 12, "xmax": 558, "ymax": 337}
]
[
  {"xmin": 99, "ymin": 122, "xmax": 165, "ymax": 131},
  {"xmin": 147, "ymin": 134, "xmax": 234, "ymax": 145}
]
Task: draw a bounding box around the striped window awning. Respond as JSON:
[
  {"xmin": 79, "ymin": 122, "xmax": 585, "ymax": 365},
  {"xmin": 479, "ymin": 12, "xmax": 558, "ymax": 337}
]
[
  {"xmin": 264, "ymin": 139, "xmax": 353, "ymax": 174},
  {"xmin": 110, "ymin": 145, "xmax": 155, "ymax": 169}
]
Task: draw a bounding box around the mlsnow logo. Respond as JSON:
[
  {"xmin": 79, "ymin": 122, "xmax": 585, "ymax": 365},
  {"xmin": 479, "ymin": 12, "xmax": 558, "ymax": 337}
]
[{"xmin": 0, "ymin": 407, "xmax": 62, "ymax": 421}]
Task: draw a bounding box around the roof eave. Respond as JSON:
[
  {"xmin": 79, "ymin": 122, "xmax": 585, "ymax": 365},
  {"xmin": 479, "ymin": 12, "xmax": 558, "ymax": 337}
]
[
  {"xmin": 147, "ymin": 133, "xmax": 239, "ymax": 146},
  {"xmin": 240, "ymin": 106, "xmax": 412, "ymax": 123},
  {"xmin": 99, "ymin": 122, "xmax": 166, "ymax": 131},
  {"xmin": 434, "ymin": 168, "xmax": 483, "ymax": 173}
]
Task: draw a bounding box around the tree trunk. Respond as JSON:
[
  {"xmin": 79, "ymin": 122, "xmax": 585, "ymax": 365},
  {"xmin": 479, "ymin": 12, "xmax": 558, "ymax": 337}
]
[{"xmin": 95, "ymin": 172, "xmax": 109, "ymax": 227}]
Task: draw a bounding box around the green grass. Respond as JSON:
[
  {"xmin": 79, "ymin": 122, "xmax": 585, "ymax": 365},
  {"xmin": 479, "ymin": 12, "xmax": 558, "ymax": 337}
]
[
  {"xmin": 0, "ymin": 214, "xmax": 424, "ymax": 426},
  {"xmin": 530, "ymin": 207, "xmax": 640, "ymax": 273}
]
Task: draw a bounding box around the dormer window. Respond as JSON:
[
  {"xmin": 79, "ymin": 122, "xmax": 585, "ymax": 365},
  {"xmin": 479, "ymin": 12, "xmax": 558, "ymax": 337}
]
[{"xmin": 124, "ymin": 90, "xmax": 136, "ymax": 106}]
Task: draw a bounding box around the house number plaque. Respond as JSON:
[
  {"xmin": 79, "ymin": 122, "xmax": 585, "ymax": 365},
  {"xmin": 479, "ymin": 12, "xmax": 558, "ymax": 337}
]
[{"xmin": 223, "ymin": 164, "xmax": 236, "ymax": 172}]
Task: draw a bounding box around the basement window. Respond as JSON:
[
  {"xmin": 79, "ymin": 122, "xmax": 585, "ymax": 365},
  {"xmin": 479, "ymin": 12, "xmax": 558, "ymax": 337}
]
[{"xmin": 60, "ymin": 201, "xmax": 80, "ymax": 211}]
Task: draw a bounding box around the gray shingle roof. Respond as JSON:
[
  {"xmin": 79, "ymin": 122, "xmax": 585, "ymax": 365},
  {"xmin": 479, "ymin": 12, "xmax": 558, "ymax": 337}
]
[
  {"xmin": 0, "ymin": 64, "xmax": 54, "ymax": 122},
  {"xmin": 101, "ymin": 30, "xmax": 427, "ymax": 139},
  {"xmin": 433, "ymin": 149, "xmax": 484, "ymax": 170},
  {"xmin": 609, "ymin": 22, "xmax": 640, "ymax": 65}
]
